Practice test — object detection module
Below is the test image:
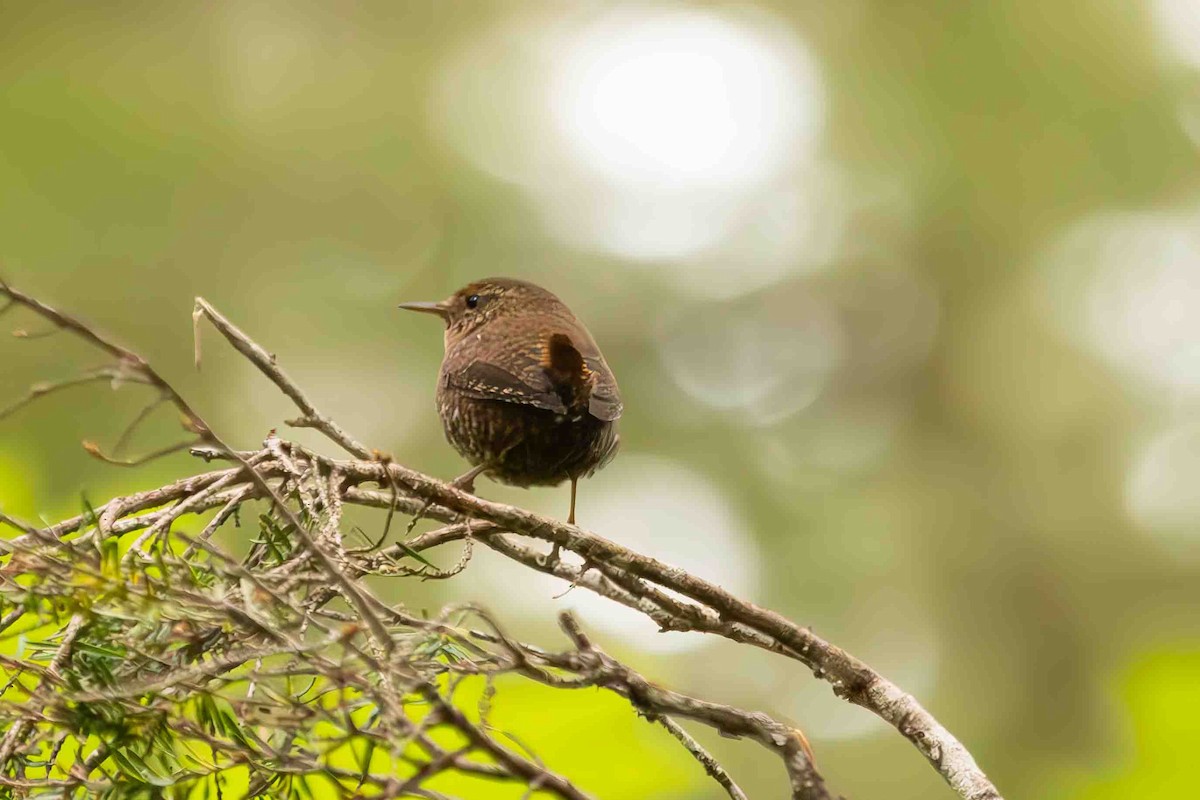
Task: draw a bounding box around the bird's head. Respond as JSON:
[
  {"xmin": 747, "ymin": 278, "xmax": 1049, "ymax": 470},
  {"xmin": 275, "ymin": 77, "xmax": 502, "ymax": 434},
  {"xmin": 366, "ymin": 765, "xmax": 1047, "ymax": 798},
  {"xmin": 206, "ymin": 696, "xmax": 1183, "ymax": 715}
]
[{"xmin": 399, "ymin": 277, "xmax": 562, "ymax": 345}]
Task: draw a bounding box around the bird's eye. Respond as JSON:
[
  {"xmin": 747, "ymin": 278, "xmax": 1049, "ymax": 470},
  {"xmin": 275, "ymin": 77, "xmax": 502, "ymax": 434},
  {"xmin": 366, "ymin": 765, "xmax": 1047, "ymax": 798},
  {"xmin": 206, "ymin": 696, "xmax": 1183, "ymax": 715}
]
[{"xmin": 466, "ymin": 294, "xmax": 480, "ymax": 309}]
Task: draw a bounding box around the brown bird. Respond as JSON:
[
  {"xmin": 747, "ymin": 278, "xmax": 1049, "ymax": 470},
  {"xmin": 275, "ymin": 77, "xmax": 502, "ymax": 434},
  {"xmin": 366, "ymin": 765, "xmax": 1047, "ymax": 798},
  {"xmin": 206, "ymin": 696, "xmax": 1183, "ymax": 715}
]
[{"xmin": 399, "ymin": 278, "xmax": 622, "ymax": 524}]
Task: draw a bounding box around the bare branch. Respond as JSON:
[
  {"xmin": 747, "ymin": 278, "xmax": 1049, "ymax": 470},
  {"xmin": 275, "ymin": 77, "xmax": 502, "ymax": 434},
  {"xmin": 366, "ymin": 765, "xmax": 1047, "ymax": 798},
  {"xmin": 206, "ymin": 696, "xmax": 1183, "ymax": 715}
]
[
  {"xmin": 552, "ymin": 613, "xmax": 830, "ymax": 800},
  {"xmin": 0, "ymin": 281, "xmax": 211, "ymax": 438},
  {"xmin": 0, "ymin": 366, "xmax": 146, "ymax": 422},
  {"xmin": 655, "ymin": 716, "xmax": 750, "ymax": 800},
  {"xmin": 83, "ymin": 436, "xmax": 197, "ymax": 467},
  {"xmin": 192, "ymin": 297, "xmax": 372, "ymax": 459},
  {"xmin": 0, "ymin": 281, "xmax": 1004, "ymax": 800},
  {"xmin": 111, "ymin": 394, "xmax": 169, "ymax": 458},
  {"xmin": 1, "ymin": 281, "xmax": 396, "ymax": 656}
]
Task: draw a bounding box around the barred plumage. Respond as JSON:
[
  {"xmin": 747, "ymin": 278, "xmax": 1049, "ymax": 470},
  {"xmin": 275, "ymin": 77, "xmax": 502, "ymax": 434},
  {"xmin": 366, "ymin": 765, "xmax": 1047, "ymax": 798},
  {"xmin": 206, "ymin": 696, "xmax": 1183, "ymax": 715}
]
[{"xmin": 400, "ymin": 278, "xmax": 622, "ymax": 523}]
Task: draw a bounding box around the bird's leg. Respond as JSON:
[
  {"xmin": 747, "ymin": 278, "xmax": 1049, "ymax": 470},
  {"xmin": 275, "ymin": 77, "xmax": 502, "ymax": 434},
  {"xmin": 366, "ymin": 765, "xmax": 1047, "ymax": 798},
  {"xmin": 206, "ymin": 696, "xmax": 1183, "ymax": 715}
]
[
  {"xmin": 567, "ymin": 476, "xmax": 578, "ymax": 525},
  {"xmin": 549, "ymin": 475, "xmax": 579, "ymax": 565}
]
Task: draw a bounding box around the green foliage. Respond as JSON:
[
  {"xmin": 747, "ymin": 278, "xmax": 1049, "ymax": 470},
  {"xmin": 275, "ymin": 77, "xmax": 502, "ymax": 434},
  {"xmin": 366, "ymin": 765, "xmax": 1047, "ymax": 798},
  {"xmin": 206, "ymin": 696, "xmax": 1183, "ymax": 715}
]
[
  {"xmin": 0, "ymin": 499, "xmax": 701, "ymax": 799},
  {"xmin": 1068, "ymin": 648, "xmax": 1200, "ymax": 800}
]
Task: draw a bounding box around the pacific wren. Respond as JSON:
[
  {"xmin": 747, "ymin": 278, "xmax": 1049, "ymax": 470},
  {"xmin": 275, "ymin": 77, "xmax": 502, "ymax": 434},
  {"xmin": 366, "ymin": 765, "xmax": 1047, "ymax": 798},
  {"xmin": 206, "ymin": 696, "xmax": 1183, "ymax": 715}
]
[{"xmin": 399, "ymin": 278, "xmax": 622, "ymax": 523}]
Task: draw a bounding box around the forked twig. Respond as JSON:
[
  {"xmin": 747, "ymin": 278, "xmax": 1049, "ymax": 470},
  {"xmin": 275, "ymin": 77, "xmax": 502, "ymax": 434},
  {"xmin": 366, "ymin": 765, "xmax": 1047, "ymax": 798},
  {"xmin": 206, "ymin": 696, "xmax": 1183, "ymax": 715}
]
[{"xmin": 192, "ymin": 297, "xmax": 372, "ymax": 460}]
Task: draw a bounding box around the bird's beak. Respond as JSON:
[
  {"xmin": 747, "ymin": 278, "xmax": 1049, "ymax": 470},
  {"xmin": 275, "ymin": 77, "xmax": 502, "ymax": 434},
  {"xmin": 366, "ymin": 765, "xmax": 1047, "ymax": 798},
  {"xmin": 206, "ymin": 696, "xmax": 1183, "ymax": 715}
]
[{"xmin": 397, "ymin": 300, "xmax": 451, "ymax": 321}]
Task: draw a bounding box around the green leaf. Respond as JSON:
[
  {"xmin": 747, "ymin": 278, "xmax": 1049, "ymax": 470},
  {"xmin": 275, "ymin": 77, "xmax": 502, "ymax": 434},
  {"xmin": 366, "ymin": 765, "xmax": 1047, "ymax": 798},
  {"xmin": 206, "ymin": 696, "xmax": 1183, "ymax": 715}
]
[
  {"xmin": 80, "ymin": 493, "xmax": 99, "ymax": 530},
  {"xmin": 393, "ymin": 540, "xmax": 438, "ymax": 570},
  {"xmin": 110, "ymin": 747, "xmax": 152, "ymax": 782}
]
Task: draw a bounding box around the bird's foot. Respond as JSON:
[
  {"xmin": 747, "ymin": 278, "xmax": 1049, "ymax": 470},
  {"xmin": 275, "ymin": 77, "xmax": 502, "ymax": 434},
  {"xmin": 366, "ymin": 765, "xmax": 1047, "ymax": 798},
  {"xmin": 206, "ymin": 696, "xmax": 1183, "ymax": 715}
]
[
  {"xmin": 405, "ymin": 465, "xmax": 486, "ymax": 536},
  {"xmin": 450, "ymin": 464, "xmax": 487, "ymax": 495}
]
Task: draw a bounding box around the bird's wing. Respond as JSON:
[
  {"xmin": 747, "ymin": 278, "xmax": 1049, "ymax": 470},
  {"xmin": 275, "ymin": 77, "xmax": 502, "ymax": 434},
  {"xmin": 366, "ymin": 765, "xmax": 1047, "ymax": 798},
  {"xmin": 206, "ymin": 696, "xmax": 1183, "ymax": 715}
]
[
  {"xmin": 447, "ymin": 359, "xmax": 568, "ymax": 414},
  {"xmin": 446, "ymin": 330, "xmax": 622, "ymax": 421}
]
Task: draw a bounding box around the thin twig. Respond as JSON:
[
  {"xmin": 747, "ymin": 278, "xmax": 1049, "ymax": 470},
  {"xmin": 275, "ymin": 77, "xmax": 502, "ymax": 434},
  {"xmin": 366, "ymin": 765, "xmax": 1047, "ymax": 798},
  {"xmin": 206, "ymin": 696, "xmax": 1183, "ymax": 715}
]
[
  {"xmin": 655, "ymin": 716, "xmax": 749, "ymax": 800},
  {"xmin": 192, "ymin": 297, "xmax": 372, "ymax": 459},
  {"xmin": 0, "ymin": 366, "xmax": 145, "ymax": 422}
]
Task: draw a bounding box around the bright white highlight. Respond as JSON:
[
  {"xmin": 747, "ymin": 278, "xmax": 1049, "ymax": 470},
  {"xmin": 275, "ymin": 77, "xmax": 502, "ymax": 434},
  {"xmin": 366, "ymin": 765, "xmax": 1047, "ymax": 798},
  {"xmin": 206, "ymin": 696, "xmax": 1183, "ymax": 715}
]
[
  {"xmin": 550, "ymin": 9, "xmax": 819, "ymax": 188},
  {"xmin": 1039, "ymin": 211, "xmax": 1200, "ymax": 395},
  {"xmin": 1154, "ymin": 0, "xmax": 1200, "ymax": 69},
  {"xmin": 430, "ymin": 5, "xmax": 837, "ymax": 285},
  {"xmin": 1127, "ymin": 423, "xmax": 1200, "ymax": 555}
]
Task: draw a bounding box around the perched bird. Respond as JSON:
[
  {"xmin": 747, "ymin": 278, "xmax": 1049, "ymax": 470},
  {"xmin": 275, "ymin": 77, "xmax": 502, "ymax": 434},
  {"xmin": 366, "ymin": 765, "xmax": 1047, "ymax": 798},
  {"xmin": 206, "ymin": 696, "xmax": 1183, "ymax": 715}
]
[{"xmin": 399, "ymin": 278, "xmax": 622, "ymax": 524}]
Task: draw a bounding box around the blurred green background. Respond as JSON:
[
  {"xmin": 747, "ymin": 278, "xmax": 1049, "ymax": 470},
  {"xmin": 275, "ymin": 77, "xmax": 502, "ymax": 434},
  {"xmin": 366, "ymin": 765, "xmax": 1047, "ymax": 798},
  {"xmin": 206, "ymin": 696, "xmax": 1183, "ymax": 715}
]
[{"xmin": 3, "ymin": 1, "xmax": 1200, "ymax": 797}]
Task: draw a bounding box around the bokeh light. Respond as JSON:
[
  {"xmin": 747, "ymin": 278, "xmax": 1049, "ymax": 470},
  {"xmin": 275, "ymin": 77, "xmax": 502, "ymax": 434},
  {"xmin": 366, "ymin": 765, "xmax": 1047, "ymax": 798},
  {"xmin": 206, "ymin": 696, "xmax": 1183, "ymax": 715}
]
[
  {"xmin": 432, "ymin": 2, "xmax": 837, "ymax": 295},
  {"xmin": 549, "ymin": 6, "xmax": 821, "ymax": 188},
  {"xmin": 1152, "ymin": 0, "xmax": 1200, "ymax": 154},
  {"xmin": 1153, "ymin": 0, "xmax": 1200, "ymax": 69},
  {"xmin": 656, "ymin": 286, "xmax": 844, "ymax": 425},
  {"xmin": 1126, "ymin": 422, "xmax": 1200, "ymax": 554},
  {"xmin": 1038, "ymin": 209, "xmax": 1200, "ymax": 396}
]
